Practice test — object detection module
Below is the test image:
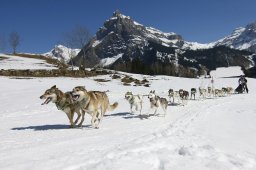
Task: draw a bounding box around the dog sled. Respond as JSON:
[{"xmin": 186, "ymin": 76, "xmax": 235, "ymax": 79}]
[{"xmin": 235, "ymin": 83, "xmax": 245, "ymax": 94}]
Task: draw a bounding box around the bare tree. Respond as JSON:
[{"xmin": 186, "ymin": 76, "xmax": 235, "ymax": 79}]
[
  {"xmin": 0, "ymin": 34, "xmax": 6, "ymax": 53},
  {"xmin": 9, "ymin": 32, "xmax": 20, "ymax": 54},
  {"xmin": 61, "ymin": 38, "xmax": 76, "ymax": 70},
  {"xmin": 63, "ymin": 25, "xmax": 92, "ymax": 68},
  {"xmin": 66, "ymin": 46, "xmax": 77, "ymax": 70}
]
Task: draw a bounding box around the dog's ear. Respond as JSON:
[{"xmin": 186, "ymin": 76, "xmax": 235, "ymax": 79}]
[
  {"xmin": 78, "ymin": 86, "xmax": 85, "ymax": 89},
  {"xmin": 51, "ymin": 85, "xmax": 56, "ymax": 89},
  {"xmin": 153, "ymin": 90, "xmax": 155, "ymax": 93}
]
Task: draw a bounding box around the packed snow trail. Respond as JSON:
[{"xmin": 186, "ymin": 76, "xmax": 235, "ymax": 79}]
[{"xmin": 0, "ymin": 69, "xmax": 256, "ymax": 170}]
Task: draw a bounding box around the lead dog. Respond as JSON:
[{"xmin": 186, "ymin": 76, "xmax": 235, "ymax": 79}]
[
  {"xmin": 148, "ymin": 90, "xmax": 168, "ymax": 116},
  {"xmin": 72, "ymin": 86, "xmax": 118, "ymax": 129},
  {"xmin": 40, "ymin": 85, "xmax": 84, "ymax": 128},
  {"xmin": 125, "ymin": 92, "xmax": 143, "ymax": 115}
]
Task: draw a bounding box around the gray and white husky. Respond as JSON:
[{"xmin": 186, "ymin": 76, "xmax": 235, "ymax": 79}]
[
  {"xmin": 168, "ymin": 89, "xmax": 180, "ymax": 103},
  {"xmin": 148, "ymin": 90, "xmax": 168, "ymax": 116},
  {"xmin": 125, "ymin": 92, "xmax": 143, "ymax": 114}
]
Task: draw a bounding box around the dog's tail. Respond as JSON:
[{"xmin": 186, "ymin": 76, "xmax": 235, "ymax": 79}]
[{"xmin": 108, "ymin": 102, "xmax": 118, "ymax": 111}]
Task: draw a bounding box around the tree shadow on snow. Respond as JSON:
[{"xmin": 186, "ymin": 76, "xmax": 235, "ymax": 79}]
[{"xmin": 11, "ymin": 124, "xmax": 91, "ymax": 131}]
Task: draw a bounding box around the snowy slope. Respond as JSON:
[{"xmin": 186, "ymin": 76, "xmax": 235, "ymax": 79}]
[
  {"xmin": 0, "ymin": 67, "xmax": 256, "ymax": 170},
  {"xmin": 0, "ymin": 54, "xmax": 57, "ymax": 70},
  {"xmin": 98, "ymin": 53, "xmax": 124, "ymax": 67},
  {"xmin": 210, "ymin": 66, "xmax": 244, "ymax": 78},
  {"xmin": 44, "ymin": 45, "xmax": 80, "ymax": 63},
  {"xmin": 213, "ymin": 22, "xmax": 256, "ymax": 53}
]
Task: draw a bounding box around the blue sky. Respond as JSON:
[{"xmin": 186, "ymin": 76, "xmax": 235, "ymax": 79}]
[{"xmin": 0, "ymin": 0, "xmax": 255, "ymax": 53}]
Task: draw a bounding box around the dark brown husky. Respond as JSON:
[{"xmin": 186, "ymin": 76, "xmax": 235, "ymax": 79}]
[{"xmin": 40, "ymin": 85, "xmax": 84, "ymax": 128}]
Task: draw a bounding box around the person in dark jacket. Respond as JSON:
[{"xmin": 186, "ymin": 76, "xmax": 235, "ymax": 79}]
[{"xmin": 238, "ymin": 75, "xmax": 248, "ymax": 93}]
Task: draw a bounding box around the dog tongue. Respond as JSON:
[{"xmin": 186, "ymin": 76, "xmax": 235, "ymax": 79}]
[
  {"xmin": 41, "ymin": 98, "xmax": 51, "ymax": 105},
  {"xmin": 72, "ymin": 95, "xmax": 79, "ymax": 101}
]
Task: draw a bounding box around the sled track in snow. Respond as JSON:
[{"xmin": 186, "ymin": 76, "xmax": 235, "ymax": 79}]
[{"xmin": 68, "ymin": 95, "xmax": 256, "ymax": 170}]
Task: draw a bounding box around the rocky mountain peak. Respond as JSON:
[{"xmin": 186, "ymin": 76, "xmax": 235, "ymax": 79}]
[
  {"xmin": 244, "ymin": 21, "xmax": 256, "ymax": 37},
  {"xmin": 71, "ymin": 11, "xmax": 255, "ymax": 76},
  {"xmin": 246, "ymin": 21, "xmax": 256, "ymax": 30},
  {"xmin": 112, "ymin": 10, "xmax": 124, "ymax": 18}
]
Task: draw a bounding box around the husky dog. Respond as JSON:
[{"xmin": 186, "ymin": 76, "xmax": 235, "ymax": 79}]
[
  {"xmin": 226, "ymin": 87, "xmax": 233, "ymax": 96},
  {"xmin": 222, "ymin": 87, "xmax": 228, "ymax": 96},
  {"xmin": 125, "ymin": 92, "xmax": 143, "ymax": 114},
  {"xmin": 179, "ymin": 89, "xmax": 189, "ymax": 100},
  {"xmin": 178, "ymin": 89, "xmax": 189, "ymax": 105},
  {"xmin": 190, "ymin": 88, "xmax": 197, "ymax": 100},
  {"xmin": 199, "ymin": 87, "xmax": 207, "ymax": 99},
  {"xmin": 207, "ymin": 87, "xmax": 213, "ymax": 97},
  {"xmin": 214, "ymin": 89, "xmax": 224, "ymax": 97},
  {"xmin": 168, "ymin": 89, "xmax": 180, "ymax": 103},
  {"xmin": 40, "ymin": 85, "xmax": 83, "ymax": 128},
  {"xmin": 148, "ymin": 90, "xmax": 168, "ymax": 116},
  {"xmin": 72, "ymin": 86, "xmax": 118, "ymax": 129},
  {"xmin": 214, "ymin": 89, "xmax": 219, "ymax": 97}
]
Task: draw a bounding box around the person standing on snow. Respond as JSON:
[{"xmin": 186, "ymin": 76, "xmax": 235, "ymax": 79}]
[{"xmin": 238, "ymin": 75, "xmax": 248, "ymax": 93}]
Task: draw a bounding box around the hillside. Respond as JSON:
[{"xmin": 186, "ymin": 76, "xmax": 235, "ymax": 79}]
[
  {"xmin": 0, "ymin": 67, "xmax": 256, "ymax": 170},
  {"xmin": 0, "ymin": 53, "xmax": 60, "ymax": 70}
]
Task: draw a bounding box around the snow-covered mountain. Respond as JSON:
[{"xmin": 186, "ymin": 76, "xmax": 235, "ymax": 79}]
[
  {"xmin": 44, "ymin": 45, "xmax": 80, "ymax": 63},
  {"xmin": 70, "ymin": 11, "xmax": 254, "ymax": 77},
  {"xmin": 214, "ymin": 22, "xmax": 256, "ymax": 53},
  {"xmin": 72, "ymin": 11, "xmax": 212, "ymax": 68}
]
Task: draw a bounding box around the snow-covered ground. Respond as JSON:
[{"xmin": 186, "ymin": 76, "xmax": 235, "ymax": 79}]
[
  {"xmin": 0, "ymin": 66, "xmax": 256, "ymax": 170},
  {"xmin": 0, "ymin": 54, "xmax": 58, "ymax": 70},
  {"xmin": 210, "ymin": 66, "xmax": 244, "ymax": 78}
]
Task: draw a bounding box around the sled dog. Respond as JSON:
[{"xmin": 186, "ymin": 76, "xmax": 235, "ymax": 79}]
[
  {"xmin": 125, "ymin": 92, "xmax": 143, "ymax": 114},
  {"xmin": 168, "ymin": 89, "xmax": 180, "ymax": 103},
  {"xmin": 226, "ymin": 87, "xmax": 233, "ymax": 96},
  {"xmin": 214, "ymin": 89, "xmax": 224, "ymax": 97},
  {"xmin": 179, "ymin": 89, "xmax": 189, "ymax": 100},
  {"xmin": 40, "ymin": 85, "xmax": 84, "ymax": 128},
  {"xmin": 222, "ymin": 87, "xmax": 228, "ymax": 96},
  {"xmin": 199, "ymin": 87, "xmax": 207, "ymax": 99},
  {"xmin": 148, "ymin": 90, "xmax": 168, "ymax": 116},
  {"xmin": 190, "ymin": 88, "xmax": 197, "ymax": 100},
  {"xmin": 179, "ymin": 89, "xmax": 189, "ymax": 105},
  {"xmin": 72, "ymin": 86, "xmax": 118, "ymax": 128},
  {"xmin": 207, "ymin": 87, "xmax": 213, "ymax": 97}
]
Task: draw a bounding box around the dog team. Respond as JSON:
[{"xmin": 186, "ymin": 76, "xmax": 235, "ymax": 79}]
[
  {"xmin": 40, "ymin": 85, "xmax": 118, "ymax": 129},
  {"xmin": 40, "ymin": 85, "xmax": 235, "ymax": 129}
]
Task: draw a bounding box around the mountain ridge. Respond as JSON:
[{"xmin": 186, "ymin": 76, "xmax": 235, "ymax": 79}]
[{"xmin": 36, "ymin": 11, "xmax": 253, "ymax": 77}]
